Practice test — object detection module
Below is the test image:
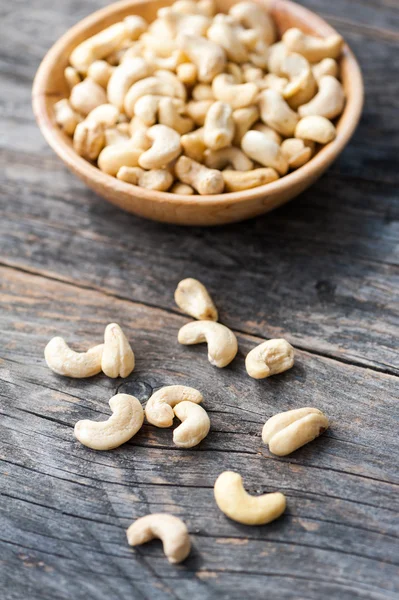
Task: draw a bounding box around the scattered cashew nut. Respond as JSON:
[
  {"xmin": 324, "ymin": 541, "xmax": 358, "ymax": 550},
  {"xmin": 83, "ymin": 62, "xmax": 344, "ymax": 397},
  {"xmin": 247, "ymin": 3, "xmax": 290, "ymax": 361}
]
[
  {"xmin": 178, "ymin": 321, "xmax": 237, "ymax": 367},
  {"xmin": 101, "ymin": 323, "xmax": 135, "ymax": 378},
  {"xmin": 173, "ymin": 401, "xmax": 210, "ymax": 448},
  {"xmin": 262, "ymin": 407, "xmax": 329, "ymax": 456},
  {"xmin": 138, "ymin": 124, "xmax": 181, "ymax": 169},
  {"xmin": 246, "ymin": 338, "xmax": 294, "ymax": 379},
  {"xmin": 145, "ymin": 385, "xmax": 203, "ymax": 428},
  {"xmin": 175, "ymin": 277, "xmax": 218, "ymax": 321},
  {"xmin": 44, "ymin": 337, "xmax": 104, "ymax": 378},
  {"xmin": 241, "ymin": 130, "xmax": 288, "ymax": 175},
  {"xmin": 126, "ymin": 514, "xmax": 191, "ymax": 564},
  {"xmin": 298, "ymin": 75, "xmax": 345, "ymax": 120},
  {"xmin": 282, "ymin": 28, "xmax": 344, "ymax": 62},
  {"xmin": 295, "ymin": 115, "xmax": 336, "ymax": 144}
]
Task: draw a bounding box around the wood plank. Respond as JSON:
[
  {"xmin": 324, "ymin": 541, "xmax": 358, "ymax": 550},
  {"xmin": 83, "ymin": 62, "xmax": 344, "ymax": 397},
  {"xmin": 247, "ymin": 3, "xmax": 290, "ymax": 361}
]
[{"xmin": 0, "ymin": 266, "xmax": 398, "ymax": 599}]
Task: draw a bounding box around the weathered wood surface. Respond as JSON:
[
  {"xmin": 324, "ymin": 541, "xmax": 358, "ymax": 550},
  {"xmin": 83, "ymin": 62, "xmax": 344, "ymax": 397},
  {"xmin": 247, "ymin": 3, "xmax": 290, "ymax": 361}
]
[{"xmin": 0, "ymin": 0, "xmax": 399, "ymax": 598}]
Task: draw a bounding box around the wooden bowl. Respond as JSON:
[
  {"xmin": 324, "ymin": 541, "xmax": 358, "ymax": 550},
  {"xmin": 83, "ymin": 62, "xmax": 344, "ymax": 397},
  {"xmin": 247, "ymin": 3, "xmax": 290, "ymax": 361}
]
[{"xmin": 32, "ymin": 0, "xmax": 363, "ymax": 226}]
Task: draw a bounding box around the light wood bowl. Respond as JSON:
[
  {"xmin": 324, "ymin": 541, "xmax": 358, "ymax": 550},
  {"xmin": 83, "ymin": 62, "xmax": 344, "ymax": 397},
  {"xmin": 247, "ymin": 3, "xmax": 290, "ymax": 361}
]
[{"xmin": 32, "ymin": 0, "xmax": 363, "ymax": 226}]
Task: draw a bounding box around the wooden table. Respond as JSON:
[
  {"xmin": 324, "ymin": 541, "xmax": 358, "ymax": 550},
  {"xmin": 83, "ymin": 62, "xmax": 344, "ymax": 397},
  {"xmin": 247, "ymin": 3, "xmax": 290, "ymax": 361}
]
[{"xmin": 1, "ymin": 1, "xmax": 398, "ymax": 598}]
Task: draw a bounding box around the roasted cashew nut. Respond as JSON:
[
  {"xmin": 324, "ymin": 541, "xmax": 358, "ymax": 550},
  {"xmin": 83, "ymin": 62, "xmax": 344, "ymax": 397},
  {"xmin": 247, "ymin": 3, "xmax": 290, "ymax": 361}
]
[
  {"xmin": 245, "ymin": 338, "xmax": 294, "ymax": 379},
  {"xmin": 214, "ymin": 471, "xmax": 286, "ymax": 525},
  {"xmin": 282, "ymin": 28, "xmax": 344, "ymax": 62},
  {"xmin": 241, "ymin": 130, "xmax": 288, "ymax": 175},
  {"xmin": 74, "ymin": 394, "xmax": 144, "ymax": 450},
  {"xmin": 178, "ymin": 321, "xmax": 238, "ymax": 368},
  {"xmin": 262, "ymin": 407, "xmax": 329, "ymax": 456},
  {"xmin": 173, "ymin": 401, "xmax": 210, "ymax": 448},
  {"xmin": 298, "ymin": 75, "xmax": 345, "ymax": 120},
  {"xmin": 145, "ymin": 385, "xmax": 203, "ymax": 428},
  {"xmin": 212, "ymin": 74, "xmax": 258, "ymax": 110},
  {"xmin": 126, "ymin": 514, "xmax": 191, "ymax": 564},
  {"xmin": 175, "ymin": 278, "xmax": 218, "ymax": 321},
  {"xmin": 222, "ymin": 167, "xmax": 279, "ymax": 192},
  {"xmin": 138, "ymin": 124, "xmax": 181, "ymax": 169},
  {"xmin": 44, "ymin": 337, "xmax": 104, "ymax": 378},
  {"xmin": 101, "ymin": 323, "xmax": 135, "ymax": 378}
]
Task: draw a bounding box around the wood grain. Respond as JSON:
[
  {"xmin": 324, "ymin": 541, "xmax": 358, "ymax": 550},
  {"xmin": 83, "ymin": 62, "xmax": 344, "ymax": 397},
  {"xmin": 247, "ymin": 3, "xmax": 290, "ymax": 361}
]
[{"xmin": 0, "ymin": 0, "xmax": 398, "ymax": 598}]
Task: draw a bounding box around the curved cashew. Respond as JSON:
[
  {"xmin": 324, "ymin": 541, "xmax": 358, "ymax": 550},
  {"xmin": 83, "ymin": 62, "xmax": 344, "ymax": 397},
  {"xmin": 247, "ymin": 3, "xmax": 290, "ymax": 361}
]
[
  {"xmin": 214, "ymin": 471, "xmax": 286, "ymax": 525},
  {"xmin": 192, "ymin": 84, "xmax": 214, "ymax": 101},
  {"xmin": 69, "ymin": 78, "xmax": 107, "ymax": 116},
  {"xmin": 73, "ymin": 120, "xmax": 105, "ymax": 161},
  {"xmin": 175, "ymin": 277, "xmax": 218, "ymax": 321},
  {"xmin": 124, "ymin": 15, "xmax": 148, "ymax": 40},
  {"xmin": 262, "ymin": 407, "xmax": 329, "ymax": 456},
  {"xmin": 107, "ymin": 58, "xmax": 152, "ymax": 110},
  {"xmin": 44, "ymin": 337, "xmax": 104, "ymax": 378},
  {"xmin": 232, "ymin": 105, "xmax": 259, "ymax": 144},
  {"xmin": 212, "ymin": 74, "xmax": 258, "ymax": 110},
  {"xmin": 282, "ymin": 28, "xmax": 344, "ymax": 62},
  {"xmin": 134, "ymin": 94, "xmax": 162, "ymax": 126},
  {"xmin": 117, "ymin": 166, "xmax": 173, "ymax": 191},
  {"xmin": 186, "ymin": 100, "xmax": 213, "ymax": 126},
  {"xmin": 74, "ymin": 394, "xmax": 144, "ymax": 450},
  {"xmin": 177, "ymin": 34, "xmax": 226, "ymax": 83},
  {"xmin": 252, "ymin": 122, "xmax": 282, "ymax": 145},
  {"xmin": 86, "ymin": 103, "xmax": 120, "ymax": 127},
  {"xmin": 245, "ymin": 338, "xmax": 294, "ymax": 379},
  {"xmin": 259, "ymin": 89, "xmax": 299, "ymax": 137},
  {"xmin": 69, "ymin": 22, "xmax": 131, "ymax": 74},
  {"xmin": 158, "ymin": 97, "xmax": 194, "ymax": 134},
  {"xmin": 181, "ymin": 128, "xmax": 207, "ymax": 162},
  {"xmin": 281, "ymin": 53, "xmax": 317, "ymax": 109},
  {"xmin": 175, "ymin": 156, "xmax": 224, "ymax": 194},
  {"xmin": 298, "ymin": 75, "xmax": 345, "ymax": 120},
  {"xmin": 258, "ymin": 73, "xmax": 289, "ymax": 93},
  {"xmin": 126, "ymin": 514, "xmax": 191, "ymax": 564},
  {"xmin": 101, "ymin": 323, "xmax": 135, "ymax": 378},
  {"xmin": 295, "ymin": 115, "xmax": 336, "ymax": 144},
  {"xmin": 207, "ymin": 20, "xmax": 248, "ymax": 63},
  {"xmin": 229, "ymin": 1, "xmax": 276, "ymax": 46},
  {"xmin": 312, "ymin": 58, "xmax": 338, "ymax": 81},
  {"xmin": 98, "ymin": 141, "xmax": 142, "ymax": 175},
  {"xmin": 87, "ymin": 60, "xmax": 114, "ymax": 88},
  {"xmin": 241, "ymin": 130, "xmax": 288, "ymax": 175},
  {"xmin": 226, "ymin": 61, "xmax": 244, "ymax": 83},
  {"xmin": 267, "ymin": 42, "xmax": 288, "ymax": 75},
  {"xmin": 64, "ymin": 66, "xmax": 81, "ymax": 89},
  {"xmin": 172, "ymin": 0, "xmax": 215, "ymax": 17},
  {"xmin": 138, "ymin": 124, "xmax": 181, "ymax": 169},
  {"xmin": 158, "ymin": 7, "xmax": 211, "ymax": 37},
  {"xmin": 204, "ymin": 101, "xmax": 234, "ymax": 150},
  {"xmin": 205, "ymin": 147, "xmax": 253, "ymax": 171},
  {"xmin": 104, "ymin": 127, "xmax": 129, "ymax": 146},
  {"xmin": 178, "ymin": 321, "xmax": 237, "ymax": 367},
  {"xmin": 124, "ymin": 76, "xmax": 186, "ymax": 117},
  {"xmin": 176, "ymin": 62, "xmax": 198, "ymax": 86},
  {"xmin": 54, "ymin": 99, "xmax": 82, "ymax": 136},
  {"xmin": 170, "ymin": 182, "xmax": 195, "ymax": 195},
  {"xmin": 281, "ymin": 138, "xmax": 312, "ymax": 169},
  {"xmin": 173, "ymin": 401, "xmax": 210, "ymax": 448},
  {"xmin": 222, "ymin": 167, "xmax": 279, "ymax": 192},
  {"xmin": 145, "ymin": 385, "xmax": 203, "ymax": 428}
]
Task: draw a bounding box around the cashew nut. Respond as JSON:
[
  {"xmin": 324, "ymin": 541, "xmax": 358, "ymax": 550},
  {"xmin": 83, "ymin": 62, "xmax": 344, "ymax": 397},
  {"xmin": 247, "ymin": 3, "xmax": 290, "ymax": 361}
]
[
  {"xmin": 73, "ymin": 120, "xmax": 105, "ymax": 161},
  {"xmin": 281, "ymin": 53, "xmax": 317, "ymax": 109},
  {"xmin": 295, "ymin": 115, "xmax": 336, "ymax": 144},
  {"xmin": 259, "ymin": 89, "xmax": 299, "ymax": 137},
  {"xmin": 226, "ymin": 61, "xmax": 244, "ymax": 83},
  {"xmin": 186, "ymin": 100, "xmax": 213, "ymax": 126},
  {"xmin": 98, "ymin": 141, "xmax": 142, "ymax": 175},
  {"xmin": 117, "ymin": 166, "xmax": 173, "ymax": 191},
  {"xmin": 145, "ymin": 385, "xmax": 203, "ymax": 428},
  {"xmin": 281, "ymin": 138, "xmax": 312, "ymax": 169},
  {"xmin": 192, "ymin": 84, "xmax": 214, "ymax": 101},
  {"xmin": 173, "ymin": 401, "xmax": 210, "ymax": 448},
  {"xmin": 282, "ymin": 28, "xmax": 344, "ymax": 62},
  {"xmin": 267, "ymin": 42, "xmax": 288, "ymax": 75},
  {"xmin": 298, "ymin": 75, "xmax": 345, "ymax": 120},
  {"xmin": 252, "ymin": 122, "xmax": 282, "ymax": 145},
  {"xmin": 172, "ymin": 0, "xmax": 215, "ymax": 17},
  {"xmin": 177, "ymin": 34, "xmax": 226, "ymax": 82},
  {"xmin": 69, "ymin": 22, "xmax": 131, "ymax": 74},
  {"xmin": 178, "ymin": 321, "xmax": 237, "ymax": 367},
  {"xmin": 204, "ymin": 101, "xmax": 234, "ymax": 150},
  {"xmin": 104, "ymin": 127, "xmax": 129, "ymax": 146},
  {"xmin": 214, "ymin": 471, "xmax": 286, "ymax": 525},
  {"xmin": 176, "ymin": 62, "xmax": 198, "ymax": 86},
  {"xmin": 107, "ymin": 58, "xmax": 152, "ymax": 110},
  {"xmin": 64, "ymin": 66, "xmax": 81, "ymax": 89},
  {"xmin": 259, "ymin": 73, "xmax": 289, "ymax": 93},
  {"xmin": 86, "ymin": 103, "xmax": 120, "ymax": 127},
  {"xmin": 101, "ymin": 323, "xmax": 135, "ymax": 378},
  {"xmin": 170, "ymin": 182, "xmax": 195, "ymax": 195},
  {"xmin": 312, "ymin": 57, "xmax": 339, "ymax": 82},
  {"xmin": 138, "ymin": 124, "xmax": 181, "ymax": 169},
  {"xmin": 44, "ymin": 337, "xmax": 104, "ymax": 378},
  {"xmin": 124, "ymin": 76, "xmax": 186, "ymax": 117},
  {"xmin": 246, "ymin": 338, "xmax": 294, "ymax": 379},
  {"xmin": 212, "ymin": 74, "xmax": 258, "ymax": 110},
  {"xmin": 124, "ymin": 15, "xmax": 148, "ymax": 39},
  {"xmin": 232, "ymin": 105, "xmax": 259, "ymax": 144},
  {"xmin": 175, "ymin": 156, "xmax": 224, "ymax": 194},
  {"xmin": 222, "ymin": 167, "xmax": 279, "ymax": 192},
  {"xmin": 158, "ymin": 97, "xmax": 194, "ymax": 134},
  {"xmin": 241, "ymin": 130, "xmax": 288, "ymax": 175},
  {"xmin": 87, "ymin": 60, "xmax": 114, "ymax": 88},
  {"xmin": 54, "ymin": 99, "xmax": 82, "ymax": 136},
  {"xmin": 262, "ymin": 407, "xmax": 329, "ymax": 456},
  {"xmin": 69, "ymin": 78, "xmax": 107, "ymax": 116},
  {"xmin": 229, "ymin": 2, "xmax": 276, "ymax": 46},
  {"xmin": 207, "ymin": 20, "xmax": 248, "ymax": 63},
  {"xmin": 181, "ymin": 128, "xmax": 207, "ymax": 162},
  {"xmin": 126, "ymin": 514, "xmax": 191, "ymax": 564},
  {"xmin": 205, "ymin": 147, "xmax": 253, "ymax": 171},
  {"xmin": 134, "ymin": 94, "xmax": 162, "ymax": 126},
  {"xmin": 158, "ymin": 7, "xmax": 211, "ymax": 37},
  {"xmin": 175, "ymin": 277, "xmax": 218, "ymax": 321},
  {"xmin": 74, "ymin": 393, "xmax": 144, "ymax": 450}
]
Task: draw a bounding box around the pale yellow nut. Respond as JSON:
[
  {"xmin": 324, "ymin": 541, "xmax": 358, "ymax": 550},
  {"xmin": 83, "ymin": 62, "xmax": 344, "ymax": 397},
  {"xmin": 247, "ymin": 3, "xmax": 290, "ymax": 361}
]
[
  {"xmin": 186, "ymin": 100, "xmax": 213, "ymax": 127},
  {"xmin": 232, "ymin": 105, "xmax": 259, "ymax": 145},
  {"xmin": 258, "ymin": 73, "xmax": 289, "ymax": 93},
  {"xmin": 245, "ymin": 338, "xmax": 294, "ymax": 379},
  {"xmin": 86, "ymin": 103, "xmax": 120, "ymax": 127},
  {"xmin": 170, "ymin": 182, "xmax": 195, "ymax": 195},
  {"xmin": 242, "ymin": 64, "xmax": 263, "ymax": 83},
  {"xmin": 126, "ymin": 514, "xmax": 191, "ymax": 564},
  {"xmin": 204, "ymin": 101, "xmax": 234, "ymax": 151},
  {"xmin": 192, "ymin": 84, "xmax": 214, "ymax": 101},
  {"xmin": 282, "ymin": 28, "xmax": 344, "ymax": 63},
  {"xmin": 229, "ymin": 1, "xmax": 276, "ymax": 46},
  {"xmin": 177, "ymin": 33, "xmax": 226, "ymax": 83},
  {"xmin": 124, "ymin": 15, "xmax": 148, "ymax": 39},
  {"xmin": 262, "ymin": 407, "xmax": 329, "ymax": 456},
  {"xmin": 157, "ymin": 7, "xmax": 211, "ymax": 38},
  {"xmin": 251, "ymin": 122, "xmax": 282, "ymax": 145},
  {"xmin": 87, "ymin": 60, "xmax": 114, "ymax": 88},
  {"xmin": 69, "ymin": 78, "xmax": 107, "ymax": 116},
  {"xmin": 214, "ymin": 471, "xmax": 286, "ymax": 525},
  {"xmin": 145, "ymin": 385, "xmax": 203, "ymax": 428},
  {"xmin": 175, "ymin": 277, "xmax": 218, "ymax": 321},
  {"xmin": 295, "ymin": 115, "xmax": 336, "ymax": 144},
  {"xmin": 222, "ymin": 168, "xmax": 279, "ymax": 192},
  {"xmin": 73, "ymin": 120, "xmax": 105, "ymax": 161},
  {"xmin": 158, "ymin": 97, "xmax": 194, "ymax": 135},
  {"xmin": 69, "ymin": 22, "xmax": 131, "ymax": 74},
  {"xmin": 298, "ymin": 75, "xmax": 345, "ymax": 120},
  {"xmin": 178, "ymin": 320, "xmax": 237, "ymax": 368},
  {"xmin": 116, "ymin": 166, "xmax": 142, "ymax": 185},
  {"xmin": 241, "ymin": 130, "xmax": 288, "ymax": 175},
  {"xmin": 104, "ymin": 127, "xmax": 129, "ymax": 146},
  {"xmin": 225, "ymin": 61, "xmax": 244, "ymax": 83},
  {"xmin": 98, "ymin": 141, "xmax": 142, "ymax": 176},
  {"xmin": 212, "ymin": 74, "xmax": 258, "ymax": 110},
  {"xmin": 181, "ymin": 128, "xmax": 206, "ymax": 162},
  {"xmin": 204, "ymin": 147, "xmax": 253, "ymax": 171},
  {"xmin": 74, "ymin": 394, "xmax": 144, "ymax": 450},
  {"xmin": 64, "ymin": 66, "xmax": 81, "ymax": 89},
  {"xmin": 176, "ymin": 62, "xmax": 198, "ymax": 86},
  {"xmin": 54, "ymin": 99, "xmax": 82, "ymax": 136},
  {"xmin": 107, "ymin": 58, "xmax": 153, "ymax": 111},
  {"xmin": 281, "ymin": 138, "xmax": 312, "ymax": 169},
  {"xmin": 124, "ymin": 75, "xmax": 186, "ymax": 117},
  {"xmin": 281, "ymin": 53, "xmax": 317, "ymax": 110},
  {"xmin": 44, "ymin": 337, "xmax": 103, "ymax": 378},
  {"xmin": 173, "ymin": 401, "xmax": 210, "ymax": 448},
  {"xmin": 172, "ymin": 0, "xmax": 215, "ymax": 17},
  {"xmin": 117, "ymin": 166, "xmax": 173, "ymax": 191},
  {"xmin": 311, "ymin": 58, "xmax": 339, "ymax": 82},
  {"xmin": 134, "ymin": 94, "xmax": 162, "ymax": 126},
  {"xmin": 175, "ymin": 156, "xmax": 224, "ymax": 195},
  {"xmin": 101, "ymin": 323, "xmax": 135, "ymax": 378},
  {"xmin": 207, "ymin": 20, "xmax": 248, "ymax": 63},
  {"xmin": 259, "ymin": 89, "xmax": 299, "ymax": 137},
  {"xmin": 267, "ymin": 42, "xmax": 289, "ymax": 75},
  {"xmin": 138, "ymin": 124, "xmax": 181, "ymax": 170}
]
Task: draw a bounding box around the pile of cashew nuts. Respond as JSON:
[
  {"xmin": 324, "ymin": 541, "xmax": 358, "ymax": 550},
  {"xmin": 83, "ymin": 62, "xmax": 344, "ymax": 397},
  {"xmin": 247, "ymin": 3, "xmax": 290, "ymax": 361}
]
[
  {"xmin": 55, "ymin": 0, "xmax": 345, "ymax": 195},
  {"xmin": 44, "ymin": 277, "xmax": 329, "ymax": 564}
]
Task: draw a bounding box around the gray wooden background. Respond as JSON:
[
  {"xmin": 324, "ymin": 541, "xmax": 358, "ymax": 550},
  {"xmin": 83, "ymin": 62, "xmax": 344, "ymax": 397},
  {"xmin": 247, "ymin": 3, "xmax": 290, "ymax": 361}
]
[{"xmin": 0, "ymin": 0, "xmax": 398, "ymax": 598}]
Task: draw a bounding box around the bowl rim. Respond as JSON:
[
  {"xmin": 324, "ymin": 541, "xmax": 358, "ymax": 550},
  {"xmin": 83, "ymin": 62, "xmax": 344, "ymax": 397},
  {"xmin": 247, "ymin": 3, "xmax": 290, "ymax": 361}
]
[{"xmin": 32, "ymin": 0, "xmax": 364, "ymax": 209}]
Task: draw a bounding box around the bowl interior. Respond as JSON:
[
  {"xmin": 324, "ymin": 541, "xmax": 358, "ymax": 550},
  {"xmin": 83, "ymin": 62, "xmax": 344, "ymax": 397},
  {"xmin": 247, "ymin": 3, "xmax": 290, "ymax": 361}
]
[{"xmin": 32, "ymin": 0, "xmax": 363, "ymax": 223}]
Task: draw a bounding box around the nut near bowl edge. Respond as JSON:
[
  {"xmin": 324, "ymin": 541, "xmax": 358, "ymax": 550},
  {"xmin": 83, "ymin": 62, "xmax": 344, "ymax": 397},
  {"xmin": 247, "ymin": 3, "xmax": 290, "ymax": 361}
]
[{"xmin": 32, "ymin": 0, "xmax": 363, "ymax": 226}]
